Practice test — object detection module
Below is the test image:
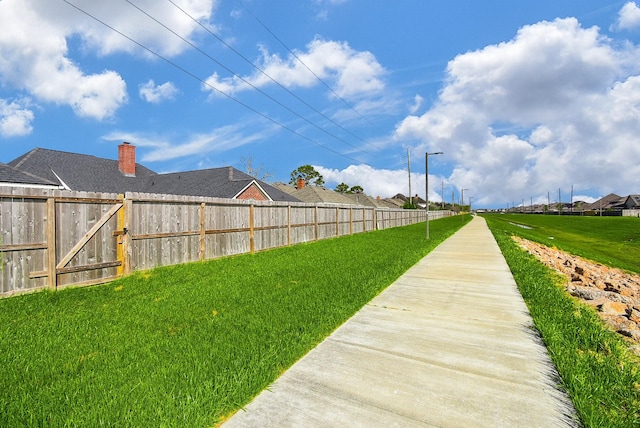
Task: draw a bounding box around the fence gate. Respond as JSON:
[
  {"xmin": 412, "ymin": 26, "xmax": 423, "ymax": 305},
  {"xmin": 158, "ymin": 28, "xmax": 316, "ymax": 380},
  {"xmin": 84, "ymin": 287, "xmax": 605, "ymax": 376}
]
[{"xmin": 32, "ymin": 196, "xmax": 124, "ymax": 290}]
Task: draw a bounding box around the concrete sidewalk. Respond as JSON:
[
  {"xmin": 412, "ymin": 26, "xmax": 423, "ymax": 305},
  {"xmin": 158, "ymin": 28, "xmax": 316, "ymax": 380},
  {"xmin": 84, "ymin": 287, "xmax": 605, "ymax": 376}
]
[{"xmin": 222, "ymin": 216, "xmax": 578, "ymax": 427}]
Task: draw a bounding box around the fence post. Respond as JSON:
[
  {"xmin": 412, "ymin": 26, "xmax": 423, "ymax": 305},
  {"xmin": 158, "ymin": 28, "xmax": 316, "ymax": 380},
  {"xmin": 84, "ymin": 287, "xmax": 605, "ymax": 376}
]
[
  {"xmin": 374, "ymin": 208, "xmax": 378, "ymax": 231},
  {"xmin": 335, "ymin": 207, "xmax": 339, "ymax": 237},
  {"xmin": 117, "ymin": 194, "xmax": 125, "ymax": 276},
  {"xmin": 349, "ymin": 207, "xmax": 353, "ymax": 235},
  {"xmin": 287, "ymin": 205, "xmax": 291, "ymax": 246},
  {"xmin": 46, "ymin": 197, "xmax": 57, "ymax": 290},
  {"xmin": 249, "ymin": 204, "xmax": 255, "ymax": 253},
  {"xmin": 199, "ymin": 202, "xmax": 206, "ymax": 261},
  {"xmin": 122, "ymin": 196, "xmax": 132, "ymax": 275},
  {"xmin": 314, "ymin": 206, "xmax": 318, "ymax": 241}
]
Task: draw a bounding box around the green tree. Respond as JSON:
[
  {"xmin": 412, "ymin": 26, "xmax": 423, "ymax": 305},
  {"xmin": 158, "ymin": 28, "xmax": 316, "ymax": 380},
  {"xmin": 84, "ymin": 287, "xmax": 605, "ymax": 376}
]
[
  {"xmin": 335, "ymin": 183, "xmax": 349, "ymax": 193},
  {"xmin": 289, "ymin": 165, "xmax": 325, "ymax": 187},
  {"xmin": 350, "ymin": 185, "xmax": 364, "ymax": 194}
]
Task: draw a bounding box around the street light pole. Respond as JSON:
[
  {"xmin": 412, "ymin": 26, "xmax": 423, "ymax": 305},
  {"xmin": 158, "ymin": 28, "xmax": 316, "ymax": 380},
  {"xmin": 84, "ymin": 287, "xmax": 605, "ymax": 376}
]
[
  {"xmin": 461, "ymin": 188, "xmax": 468, "ymax": 212},
  {"xmin": 426, "ymin": 151, "xmax": 443, "ymax": 239},
  {"xmin": 459, "ymin": 188, "xmax": 468, "ymax": 223}
]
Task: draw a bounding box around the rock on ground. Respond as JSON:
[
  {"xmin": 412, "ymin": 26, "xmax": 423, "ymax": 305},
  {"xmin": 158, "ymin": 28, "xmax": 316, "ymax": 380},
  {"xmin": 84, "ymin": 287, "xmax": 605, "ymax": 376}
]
[{"xmin": 513, "ymin": 236, "xmax": 640, "ymax": 351}]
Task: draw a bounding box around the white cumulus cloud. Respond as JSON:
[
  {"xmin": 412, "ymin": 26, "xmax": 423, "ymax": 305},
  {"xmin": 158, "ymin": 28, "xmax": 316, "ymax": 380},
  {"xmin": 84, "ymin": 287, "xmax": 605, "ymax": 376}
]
[
  {"xmin": 0, "ymin": 0, "xmax": 216, "ymax": 123},
  {"xmin": 0, "ymin": 98, "xmax": 34, "ymax": 137},
  {"xmin": 614, "ymin": 2, "xmax": 640, "ymax": 31},
  {"xmin": 139, "ymin": 80, "xmax": 179, "ymax": 103},
  {"xmin": 394, "ymin": 17, "xmax": 640, "ymax": 207},
  {"xmin": 203, "ymin": 38, "xmax": 386, "ymax": 101},
  {"xmin": 315, "ymin": 164, "xmax": 447, "ymax": 201}
]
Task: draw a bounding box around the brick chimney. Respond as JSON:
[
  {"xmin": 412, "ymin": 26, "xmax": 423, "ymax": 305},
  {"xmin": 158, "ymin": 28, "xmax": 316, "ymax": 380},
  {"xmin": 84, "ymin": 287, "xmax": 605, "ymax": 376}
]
[
  {"xmin": 296, "ymin": 175, "xmax": 305, "ymax": 189},
  {"xmin": 118, "ymin": 142, "xmax": 136, "ymax": 177}
]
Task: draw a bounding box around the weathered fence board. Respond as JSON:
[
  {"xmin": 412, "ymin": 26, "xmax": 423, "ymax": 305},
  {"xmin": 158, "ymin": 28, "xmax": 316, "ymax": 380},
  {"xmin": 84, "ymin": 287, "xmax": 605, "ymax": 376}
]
[
  {"xmin": 0, "ymin": 187, "xmax": 450, "ymax": 297},
  {"xmin": 0, "ymin": 192, "xmax": 49, "ymax": 294}
]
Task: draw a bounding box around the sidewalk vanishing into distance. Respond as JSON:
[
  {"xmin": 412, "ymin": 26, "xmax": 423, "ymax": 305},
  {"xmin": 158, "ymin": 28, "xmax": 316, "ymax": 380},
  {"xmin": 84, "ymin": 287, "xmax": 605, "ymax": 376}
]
[{"xmin": 222, "ymin": 216, "xmax": 578, "ymax": 427}]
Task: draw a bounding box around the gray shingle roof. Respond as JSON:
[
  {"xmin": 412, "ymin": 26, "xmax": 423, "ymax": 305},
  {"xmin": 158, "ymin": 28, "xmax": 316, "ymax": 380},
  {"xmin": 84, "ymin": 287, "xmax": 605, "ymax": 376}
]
[
  {"xmin": 0, "ymin": 162, "xmax": 59, "ymax": 187},
  {"xmin": 624, "ymin": 194, "xmax": 640, "ymax": 208},
  {"xmin": 585, "ymin": 193, "xmax": 623, "ymax": 211},
  {"xmin": 289, "ymin": 186, "xmax": 355, "ymax": 204},
  {"xmin": 145, "ymin": 167, "xmax": 298, "ymax": 202},
  {"xmin": 273, "ymin": 183, "xmax": 385, "ymax": 206},
  {"xmin": 9, "ymin": 148, "xmax": 156, "ymax": 193},
  {"xmin": 7, "ymin": 148, "xmax": 299, "ymax": 202}
]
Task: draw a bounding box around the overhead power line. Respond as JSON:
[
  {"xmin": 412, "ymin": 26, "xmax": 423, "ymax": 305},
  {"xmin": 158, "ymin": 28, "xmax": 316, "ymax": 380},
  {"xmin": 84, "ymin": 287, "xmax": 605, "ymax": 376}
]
[
  {"xmin": 242, "ymin": 4, "xmax": 376, "ymax": 128},
  {"xmin": 62, "ymin": 0, "xmax": 363, "ymax": 164},
  {"xmin": 166, "ymin": 0, "xmax": 369, "ymax": 151},
  {"xmin": 124, "ymin": 0, "xmax": 367, "ymax": 157}
]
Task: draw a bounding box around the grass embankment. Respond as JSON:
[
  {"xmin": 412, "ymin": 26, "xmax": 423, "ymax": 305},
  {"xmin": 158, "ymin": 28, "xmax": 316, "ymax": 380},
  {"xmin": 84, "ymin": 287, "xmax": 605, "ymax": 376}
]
[
  {"xmin": 486, "ymin": 213, "xmax": 640, "ymax": 274},
  {"xmin": 484, "ymin": 214, "xmax": 640, "ymax": 427},
  {"xmin": 0, "ymin": 216, "xmax": 469, "ymax": 427}
]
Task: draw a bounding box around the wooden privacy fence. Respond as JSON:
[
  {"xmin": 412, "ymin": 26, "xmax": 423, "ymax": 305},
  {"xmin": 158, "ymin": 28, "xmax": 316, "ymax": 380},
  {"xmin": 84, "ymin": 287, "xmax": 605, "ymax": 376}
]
[{"xmin": 0, "ymin": 187, "xmax": 451, "ymax": 297}]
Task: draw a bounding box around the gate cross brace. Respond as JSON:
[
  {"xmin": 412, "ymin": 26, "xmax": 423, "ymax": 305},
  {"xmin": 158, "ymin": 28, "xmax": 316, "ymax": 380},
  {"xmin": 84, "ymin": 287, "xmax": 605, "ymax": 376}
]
[{"xmin": 56, "ymin": 203, "xmax": 123, "ymax": 270}]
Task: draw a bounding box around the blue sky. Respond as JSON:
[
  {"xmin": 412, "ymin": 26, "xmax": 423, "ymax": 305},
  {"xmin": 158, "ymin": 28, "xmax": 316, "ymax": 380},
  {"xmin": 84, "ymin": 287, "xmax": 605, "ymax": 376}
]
[{"xmin": 1, "ymin": 0, "xmax": 639, "ymax": 208}]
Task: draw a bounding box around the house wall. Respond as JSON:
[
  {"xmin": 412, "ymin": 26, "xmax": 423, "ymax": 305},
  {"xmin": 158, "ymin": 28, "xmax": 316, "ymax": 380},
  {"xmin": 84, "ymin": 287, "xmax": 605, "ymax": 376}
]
[{"xmin": 237, "ymin": 183, "xmax": 269, "ymax": 201}]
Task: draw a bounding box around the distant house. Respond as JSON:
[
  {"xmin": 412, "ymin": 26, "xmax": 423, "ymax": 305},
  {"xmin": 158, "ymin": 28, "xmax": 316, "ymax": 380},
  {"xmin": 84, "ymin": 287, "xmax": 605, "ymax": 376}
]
[
  {"xmin": 390, "ymin": 193, "xmax": 428, "ymax": 208},
  {"xmin": 585, "ymin": 193, "xmax": 625, "ymax": 212},
  {"xmin": 622, "ymin": 195, "xmax": 640, "ymax": 209},
  {"xmin": 342, "ymin": 192, "xmax": 385, "ymax": 208},
  {"xmin": 274, "ymin": 180, "xmax": 353, "ymax": 205},
  {"xmin": 273, "ymin": 180, "xmax": 399, "ymax": 208},
  {"xmin": 0, "ymin": 162, "xmax": 61, "ymax": 189},
  {"xmin": 273, "ymin": 182, "xmax": 354, "ymax": 205},
  {"xmin": 6, "ymin": 143, "xmax": 299, "ymax": 202}
]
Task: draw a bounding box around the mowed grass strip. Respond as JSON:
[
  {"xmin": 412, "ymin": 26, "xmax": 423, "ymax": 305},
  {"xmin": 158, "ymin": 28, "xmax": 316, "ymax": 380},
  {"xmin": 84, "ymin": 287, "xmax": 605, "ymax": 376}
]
[
  {"xmin": 483, "ymin": 213, "xmax": 640, "ymax": 274},
  {"xmin": 484, "ymin": 215, "xmax": 640, "ymax": 427},
  {"xmin": 0, "ymin": 216, "xmax": 469, "ymax": 427}
]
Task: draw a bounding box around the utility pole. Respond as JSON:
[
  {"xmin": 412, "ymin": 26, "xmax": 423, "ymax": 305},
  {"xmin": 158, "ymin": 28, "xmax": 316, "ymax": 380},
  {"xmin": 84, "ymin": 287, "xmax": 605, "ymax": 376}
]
[
  {"xmin": 547, "ymin": 191, "xmax": 550, "ymax": 215},
  {"xmin": 558, "ymin": 188, "xmax": 561, "ymax": 215},
  {"xmin": 441, "ymin": 180, "xmax": 445, "ymax": 210},
  {"xmin": 425, "ymin": 151, "xmax": 443, "ymax": 239},
  {"xmin": 461, "ymin": 188, "xmax": 468, "ymax": 216},
  {"xmin": 571, "ymin": 184, "xmax": 574, "ymax": 214}
]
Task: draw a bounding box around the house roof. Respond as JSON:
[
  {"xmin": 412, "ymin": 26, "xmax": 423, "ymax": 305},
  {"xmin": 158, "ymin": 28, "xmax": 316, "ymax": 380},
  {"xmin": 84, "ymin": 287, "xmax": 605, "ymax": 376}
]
[
  {"xmin": 624, "ymin": 194, "xmax": 640, "ymax": 208},
  {"xmin": 7, "ymin": 148, "xmax": 299, "ymax": 202},
  {"xmin": 145, "ymin": 167, "xmax": 297, "ymax": 201},
  {"xmin": 273, "ymin": 182, "xmax": 405, "ymax": 208},
  {"xmin": 342, "ymin": 193, "xmax": 388, "ymax": 208},
  {"xmin": 0, "ymin": 162, "xmax": 60, "ymax": 187},
  {"xmin": 585, "ymin": 193, "xmax": 624, "ymax": 211},
  {"xmin": 380, "ymin": 198, "xmax": 405, "ymax": 208},
  {"xmin": 9, "ymin": 148, "xmax": 156, "ymax": 193},
  {"xmin": 292, "ymin": 186, "xmax": 355, "ymax": 204},
  {"xmin": 273, "ymin": 183, "xmax": 361, "ymax": 205}
]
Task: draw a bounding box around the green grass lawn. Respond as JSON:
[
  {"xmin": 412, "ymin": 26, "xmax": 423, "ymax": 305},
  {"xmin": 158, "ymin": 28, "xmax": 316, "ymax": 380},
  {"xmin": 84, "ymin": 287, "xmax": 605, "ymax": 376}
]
[
  {"xmin": 484, "ymin": 214, "xmax": 640, "ymax": 427},
  {"xmin": 0, "ymin": 216, "xmax": 469, "ymax": 427},
  {"xmin": 483, "ymin": 213, "xmax": 640, "ymax": 274}
]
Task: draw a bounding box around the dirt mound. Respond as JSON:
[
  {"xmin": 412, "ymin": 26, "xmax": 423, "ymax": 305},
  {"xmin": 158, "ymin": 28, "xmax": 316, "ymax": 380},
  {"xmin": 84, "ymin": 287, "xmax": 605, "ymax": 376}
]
[{"xmin": 513, "ymin": 237, "xmax": 640, "ymax": 351}]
